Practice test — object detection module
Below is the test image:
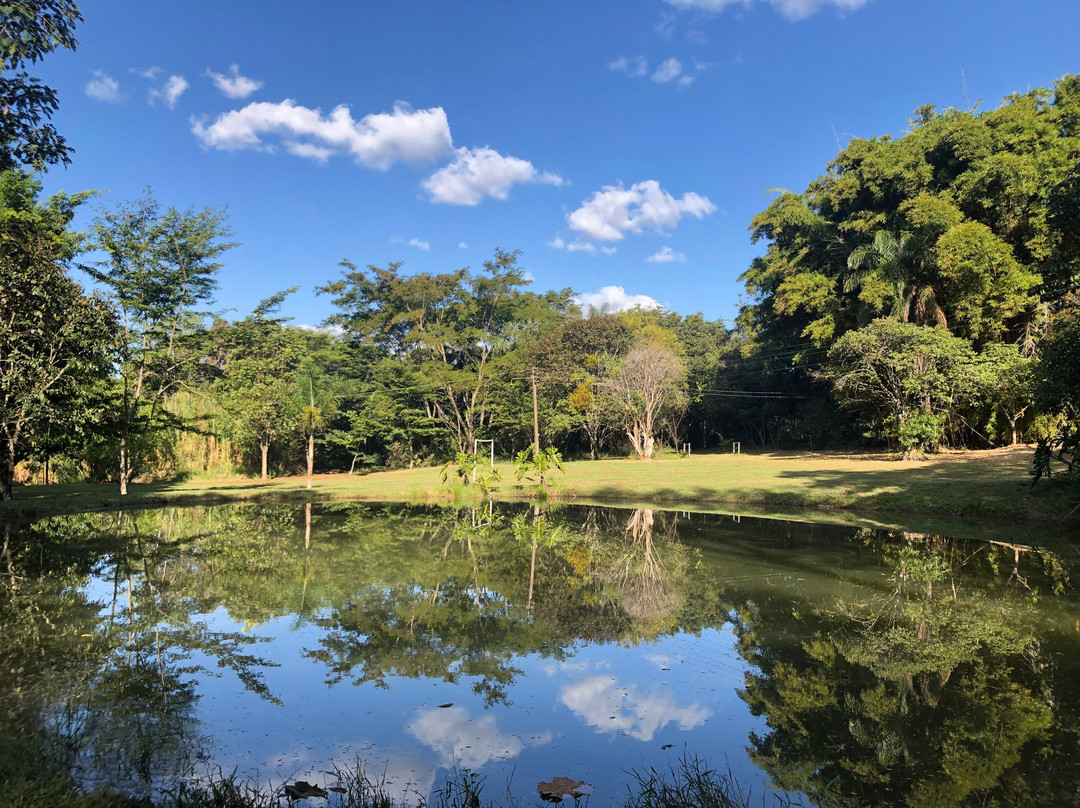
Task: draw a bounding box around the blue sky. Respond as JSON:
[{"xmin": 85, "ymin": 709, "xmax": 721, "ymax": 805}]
[{"xmin": 34, "ymin": 0, "xmax": 1080, "ymax": 327}]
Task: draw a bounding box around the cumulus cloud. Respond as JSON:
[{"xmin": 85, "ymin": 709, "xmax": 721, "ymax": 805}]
[
  {"xmin": 149, "ymin": 75, "xmax": 189, "ymax": 109},
  {"xmin": 422, "ymin": 146, "xmax": 563, "ymax": 205},
  {"xmin": 560, "ymin": 676, "xmax": 711, "ymax": 741},
  {"xmin": 652, "ymin": 58, "xmax": 683, "ymax": 84},
  {"xmin": 646, "ymin": 246, "xmax": 686, "ymax": 263},
  {"xmin": 566, "ymin": 180, "xmax": 716, "ymax": 242},
  {"xmin": 663, "ymin": 0, "xmax": 870, "ymax": 21},
  {"xmin": 131, "ymin": 66, "xmax": 161, "ymax": 80},
  {"xmin": 574, "ymin": 286, "xmax": 662, "ymax": 314},
  {"xmin": 609, "ymin": 55, "xmax": 648, "ymax": 77},
  {"xmin": 408, "ymin": 238, "xmax": 430, "ymax": 251},
  {"xmin": 85, "ymin": 70, "xmax": 121, "ymax": 103},
  {"xmin": 205, "ymin": 64, "xmax": 263, "ymax": 99},
  {"xmin": 191, "ymin": 100, "xmax": 453, "ymax": 170},
  {"xmin": 458, "ymin": 241, "xmax": 468, "ymax": 249}
]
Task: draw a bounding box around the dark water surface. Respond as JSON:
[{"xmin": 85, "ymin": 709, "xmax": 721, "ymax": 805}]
[{"xmin": 2, "ymin": 502, "xmax": 1079, "ymax": 806}]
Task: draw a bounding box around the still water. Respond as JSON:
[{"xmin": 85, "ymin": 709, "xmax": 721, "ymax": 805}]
[{"xmin": 2, "ymin": 502, "xmax": 1079, "ymax": 806}]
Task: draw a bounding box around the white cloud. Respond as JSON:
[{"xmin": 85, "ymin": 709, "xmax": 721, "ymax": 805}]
[
  {"xmin": 131, "ymin": 66, "xmax": 161, "ymax": 79},
  {"xmin": 191, "ymin": 100, "xmax": 453, "ymax": 170},
  {"xmin": 422, "ymin": 146, "xmax": 563, "ymax": 206},
  {"xmin": 550, "ymin": 237, "xmax": 617, "ymax": 256},
  {"xmin": 85, "ymin": 71, "xmax": 120, "ymax": 103},
  {"xmin": 646, "ymin": 246, "xmax": 686, "ymax": 263},
  {"xmin": 655, "ymin": 11, "xmax": 677, "ymax": 38},
  {"xmin": 408, "ymin": 238, "xmax": 430, "ymax": 251},
  {"xmin": 205, "ymin": 64, "xmax": 263, "ymax": 99},
  {"xmin": 285, "ymin": 141, "xmax": 334, "ymax": 161},
  {"xmin": 560, "ymin": 676, "xmax": 711, "ymax": 741},
  {"xmin": 407, "ymin": 706, "xmax": 548, "ymax": 770},
  {"xmin": 574, "ymin": 286, "xmax": 662, "ymax": 314},
  {"xmin": 609, "ymin": 56, "xmax": 648, "ymax": 77},
  {"xmin": 567, "ymin": 180, "xmax": 716, "ymax": 242},
  {"xmin": 458, "ymin": 242, "xmax": 468, "ymax": 249},
  {"xmin": 652, "ymin": 57, "xmax": 683, "ymax": 84},
  {"xmin": 149, "ymin": 75, "xmax": 189, "ymax": 109},
  {"xmin": 662, "ymin": 0, "xmax": 870, "ymax": 21}
]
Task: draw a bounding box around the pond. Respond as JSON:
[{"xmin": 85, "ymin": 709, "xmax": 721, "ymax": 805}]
[{"xmin": 1, "ymin": 502, "xmax": 1079, "ymax": 806}]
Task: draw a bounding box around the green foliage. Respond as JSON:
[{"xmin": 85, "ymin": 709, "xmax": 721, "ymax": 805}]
[
  {"xmin": 441, "ymin": 451, "xmax": 501, "ymax": 494},
  {"xmin": 0, "ymin": 0, "xmax": 83, "ymax": 170},
  {"xmin": 737, "ymin": 76, "xmax": 1080, "ymax": 453},
  {"xmin": 0, "ymin": 170, "xmax": 114, "ymax": 498},
  {"xmin": 826, "ymin": 319, "xmax": 976, "ymax": 455},
  {"xmin": 513, "ymin": 444, "xmax": 564, "ymax": 489},
  {"xmin": 1031, "ymin": 425, "xmax": 1080, "ymax": 487},
  {"xmin": 1035, "ymin": 308, "xmax": 1080, "ymax": 421},
  {"xmin": 211, "ymin": 290, "xmax": 303, "ymax": 478},
  {"xmin": 87, "ymin": 190, "xmax": 236, "ymax": 492},
  {"xmin": 318, "ymin": 249, "xmax": 575, "ymax": 454}
]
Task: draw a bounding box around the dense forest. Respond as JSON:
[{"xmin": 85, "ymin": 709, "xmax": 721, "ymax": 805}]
[{"xmin": 2, "ymin": 3, "xmax": 1079, "ymax": 499}]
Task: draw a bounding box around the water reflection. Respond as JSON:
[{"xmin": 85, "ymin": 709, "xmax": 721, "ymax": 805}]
[
  {"xmin": 559, "ymin": 674, "xmax": 711, "ymax": 741},
  {"xmin": 2, "ymin": 503, "xmax": 1078, "ymax": 805}
]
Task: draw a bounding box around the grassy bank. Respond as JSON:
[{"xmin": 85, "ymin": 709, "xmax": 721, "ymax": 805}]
[{"xmin": 3, "ymin": 446, "xmax": 1077, "ymax": 533}]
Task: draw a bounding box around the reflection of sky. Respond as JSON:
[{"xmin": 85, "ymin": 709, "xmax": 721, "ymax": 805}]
[
  {"xmin": 559, "ymin": 675, "xmax": 711, "ymax": 741},
  {"xmin": 407, "ymin": 705, "xmax": 551, "ymax": 769},
  {"xmin": 175, "ymin": 614, "xmax": 766, "ymax": 805}
]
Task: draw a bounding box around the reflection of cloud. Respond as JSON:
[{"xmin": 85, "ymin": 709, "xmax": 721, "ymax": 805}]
[
  {"xmin": 560, "ymin": 676, "xmax": 710, "ymax": 741},
  {"xmin": 408, "ymin": 706, "xmax": 548, "ymax": 770},
  {"xmin": 645, "ymin": 654, "xmax": 672, "ymax": 669}
]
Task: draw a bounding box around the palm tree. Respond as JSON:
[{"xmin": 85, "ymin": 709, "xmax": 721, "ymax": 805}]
[{"xmin": 846, "ymin": 230, "xmax": 947, "ymax": 327}]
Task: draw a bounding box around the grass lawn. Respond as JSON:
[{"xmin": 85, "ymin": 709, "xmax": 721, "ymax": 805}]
[{"xmin": 4, "ymin": 445, "xmax": 1078, "ymax": 537}]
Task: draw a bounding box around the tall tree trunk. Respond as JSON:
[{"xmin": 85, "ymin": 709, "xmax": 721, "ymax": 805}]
[
  {"xmin": 119, "ymin": 438, "xmax": 129, "ymax": 496},
  {"xmin": 260, "ymin": 439, "xmax": 270, "ymax": 480},
  {"xmin": 306, "ymin": 433, "xmax": 314, "ymax": 489}
]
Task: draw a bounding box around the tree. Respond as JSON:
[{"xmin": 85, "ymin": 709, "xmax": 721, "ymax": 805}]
[
  {"xmin": 319, "ymin": 249, "xmax": 573, "ymax": 454},
  {"xmin": 600, "ymin": 341, "xmax": 687, "ymax": 459},
  {"xmin": 1034, "ymin": 308, "xmax": 1080, "ymax": 422},
  {"xmin": 88, "ymin": 190, "xmax": 236, "ymax": 494},
  {"xmin": 213, "ymin": 289, "xmax": 303, "ymax": 479},
  {"xmin": 936, "ymin": 221, "xmax": 1040, "ymax": 343},
  {"xmin": 846, "ymin": 229, "xmax": 946, "ymax": 327},
  {"xmin": 826, "ymin": 319, "xmax": 977, "ymax": 458},
  {"xmin": 532, "ymin": 314, "xmax": 632, "ymax": 459},
  {"xmin": 977, "ymin": 342, "xmax": 1034, "ymax": 445},
  {"xmin": 0, "ymin": 1, "xmax": 83, "ymax": 170},
  {"xmin": 0, "ymin": 171, "xmax": 113, "ymax": 498}
]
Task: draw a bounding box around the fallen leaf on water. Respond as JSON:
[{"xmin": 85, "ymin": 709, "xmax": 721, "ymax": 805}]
[
  {"xmin": 538, "ymin": 776, "xmax": 588, "ymax": 802},
  {"xmin": 329, "ymin": 786, "xmax": 347, "ymax": 794},
  {"xmin": 661, "ymin": 744, "xmax": 674, "ymax": 750},
  {"xmin": 283, "ymin": 781, "xmax": 328, "ymax": 800},
  {"xmin": 437, "ymin": 702, "xmax": 454, "ymax": 708}
]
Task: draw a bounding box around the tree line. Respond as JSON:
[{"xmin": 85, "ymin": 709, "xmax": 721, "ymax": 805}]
[{"xmin": 1, "ymin": 2, "xmax": 1078, "ymax": 497}]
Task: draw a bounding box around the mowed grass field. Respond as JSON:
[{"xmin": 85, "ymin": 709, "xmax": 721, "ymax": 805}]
[{"xmin": 5, "ymin": 446, "xmax": 1077, "ymax": 536}]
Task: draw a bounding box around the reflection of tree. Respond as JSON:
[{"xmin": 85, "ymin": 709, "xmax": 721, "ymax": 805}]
[
  {"xmin": 593, "ymin": 509, "xmax": 689, "ymax": 636},
  {"xmin": 735, "ymin": 533, "xmax": 1077, "ymax": 807},
  {"xmin": 0, "ymin": 509, "xmax": 279, "ymax": 796}
]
